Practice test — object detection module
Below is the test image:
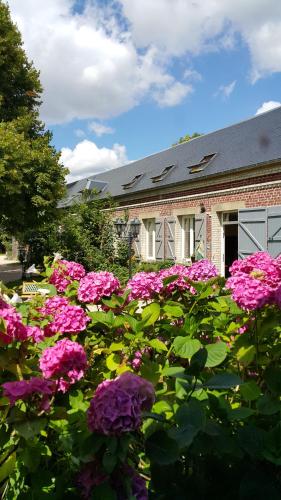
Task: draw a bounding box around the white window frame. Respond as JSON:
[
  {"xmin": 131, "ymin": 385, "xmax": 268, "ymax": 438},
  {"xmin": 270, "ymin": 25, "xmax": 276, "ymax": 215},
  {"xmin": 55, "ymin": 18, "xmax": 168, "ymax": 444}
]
[
  {"xmin": 145, "ymin": 218, "xmax": 156, "ymax": 260},
  {"xmin": 181, "ymin": 215, "xmax": 195, "ymax": 262}
]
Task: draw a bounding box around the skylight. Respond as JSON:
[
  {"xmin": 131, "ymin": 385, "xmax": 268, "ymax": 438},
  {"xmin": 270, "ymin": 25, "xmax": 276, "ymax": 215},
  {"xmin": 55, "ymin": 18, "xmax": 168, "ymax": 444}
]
[
  {"xmin": 151, "ymin": 164, "xmax": 175, "ymax": 183},
  {"xmin": 122, "ymin": 174, "xmax": 143, "ymax": 190},
  {"xmin": 188, "ymin": 153, "xmax": 217, "ymax": 174}
]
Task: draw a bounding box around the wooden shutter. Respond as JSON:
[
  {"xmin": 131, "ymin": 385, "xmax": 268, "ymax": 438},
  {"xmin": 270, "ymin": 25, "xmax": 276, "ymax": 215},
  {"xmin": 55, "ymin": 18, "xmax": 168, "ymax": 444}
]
[
  {"xmin": 238, "ymin": 208, "xmax": 267, "ymax": 258},
  {"xmin": 165, "ymin": 217, "xmax": 176, "ymax": 260},
  {"xmin": 267, "ymin": 206, "xmax": 281, "ymax": 258},
  {"xmin": 155, "ymin": 218, "xmax": 164, "ymax": 260},
  {"xmin": 194, "ymin": 214, "xmax": 206, "ymax": 260},
  {"xmin": 133, "ymin": 226, "xmax": 142, "ymax": 260}
]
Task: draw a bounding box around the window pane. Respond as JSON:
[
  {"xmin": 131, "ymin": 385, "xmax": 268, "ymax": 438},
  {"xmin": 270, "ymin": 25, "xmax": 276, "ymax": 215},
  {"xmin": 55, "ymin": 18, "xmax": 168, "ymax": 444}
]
[{"xmin": 182, "ymin": 216, "xmax": 194, "ymax": 259}]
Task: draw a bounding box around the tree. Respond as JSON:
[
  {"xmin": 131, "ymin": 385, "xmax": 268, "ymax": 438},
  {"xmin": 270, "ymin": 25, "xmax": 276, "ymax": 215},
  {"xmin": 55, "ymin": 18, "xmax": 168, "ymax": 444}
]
[
  {"xmin": 0, "ymin": 1, "xmax": 67, "ymax": 238},
  {"xmin": 172, "ymin": 132, "xmax": 202, "ymax": 146}
]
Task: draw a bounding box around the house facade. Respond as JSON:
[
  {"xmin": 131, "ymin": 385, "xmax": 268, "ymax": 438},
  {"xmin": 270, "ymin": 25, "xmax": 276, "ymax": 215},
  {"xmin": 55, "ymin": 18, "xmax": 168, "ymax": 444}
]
[{"xmin": 63, "ymin": 107, "xmax": 281, "ymax": 276}]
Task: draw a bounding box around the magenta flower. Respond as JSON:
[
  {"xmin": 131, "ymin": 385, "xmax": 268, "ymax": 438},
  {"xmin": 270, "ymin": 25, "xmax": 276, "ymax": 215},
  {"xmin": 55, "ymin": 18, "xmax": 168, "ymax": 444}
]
[
  {"xmin": 76, "ymin": 461, "xmax": 108, "ymax": 500},
  {"xmin": 49, "ymin": 259, "xmax": 86, "ymax": 292},
  {"xmin": 226, "ymin": 252, "xmax": 281, "ymax": 310},
  {"xmin": 0, "ymin": 306, "xmax": 28, "ymax": 344},
  {"xmin": 126, "ymin": 271, "xmax": 163, "ymax": 300},
  {"xmin": 39, "ymin": 296, "xmax": 90, "ymax": 336},
  {"xmin": 39, "ymin": 338, "xmax": 87, "ymax": 392},
  {"xmin": 26, "ymin": 325, "xmax": 45, "ymax": 343},
  {"xmin": 2, "ymin": 377, "xmax": 55, "ymax": 411},
  {"xmin": 78, "ymin": 271, "xmax": 120, "ymax": 304},
  {"xmin": 87, "ymin": 371, "xmax": 155, "ymax": 435},
  {"xmin": 159, "ymin": 265, "xmax": 191, "ymax": 293}
]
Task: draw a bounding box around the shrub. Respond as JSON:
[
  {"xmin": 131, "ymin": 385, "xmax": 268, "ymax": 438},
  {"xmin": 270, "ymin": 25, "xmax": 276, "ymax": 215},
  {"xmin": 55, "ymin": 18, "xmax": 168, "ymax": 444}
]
[{"xmin": 0, "ymin": 252, "xmax": 280, "ymax": 499}]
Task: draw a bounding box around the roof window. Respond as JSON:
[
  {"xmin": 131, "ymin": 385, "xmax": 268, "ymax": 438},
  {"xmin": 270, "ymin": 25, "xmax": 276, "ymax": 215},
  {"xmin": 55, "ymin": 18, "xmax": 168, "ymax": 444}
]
[
  {"xmin": 151, "ymin": 164, "xmax": 175, "ymax": 183},
  {"xmin": 188, "ymin": 153, "xmax": 217, "ymax": 174},
  {"xmin": 122, "ymin": 174, "xmax": 143, "ymax": 190}
]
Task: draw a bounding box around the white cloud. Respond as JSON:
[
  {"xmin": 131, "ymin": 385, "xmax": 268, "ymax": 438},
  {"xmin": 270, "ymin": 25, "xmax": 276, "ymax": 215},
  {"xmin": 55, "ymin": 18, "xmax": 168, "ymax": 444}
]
[
  {"xmin": 60, "ymin": 140, "xmax": 128, "ymax": 182},
  {"xmin": 215, "ymin": 80, "xmax": 236, "ymax": 99},
  {"xmin": 120, "ymin": 0, "xmax": 281, "ymax": 80},
  {"xmin": 7, "ymin": 0, "xmax": 191, "ymax": 124},
  {"xmin": 255, "ymin": 101, "xmax": 281, "ymax": 115},
  {"xmin": 7, "ymin": 0, "xmax": 281, "ymax": 126},
  {"xmin": 183, "ymin": 69, "xmax": 202, "ymax": 82},
  {"xmin": 154, "ymin": 82, "xmax": 193, "ymax": 107},
  {"xmin": 88, "ymin": 121, "xmax": 115, "ymax": 137}
]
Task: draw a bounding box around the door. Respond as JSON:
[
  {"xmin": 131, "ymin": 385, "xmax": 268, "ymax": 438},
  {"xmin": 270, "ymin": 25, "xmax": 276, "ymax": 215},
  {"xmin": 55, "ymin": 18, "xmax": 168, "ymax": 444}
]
[
  {"xmin": 267, "ymin": 206, "xmax": 281, "ymax": 258},
  {"xmin": 238, "ymin": 208, "xmax": 267, "ymax": 258},
  {"xmin": 194, "ymin": 214, "xmax": 206, "ymax": 260},
  {"xmin": 165, "ymin": 218, "xmax": 176, "ymax": 260}
]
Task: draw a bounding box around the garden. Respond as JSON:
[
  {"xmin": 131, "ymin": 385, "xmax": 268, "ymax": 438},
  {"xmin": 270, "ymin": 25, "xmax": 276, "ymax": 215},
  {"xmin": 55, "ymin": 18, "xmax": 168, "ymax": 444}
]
[{"xmin": 0, "ymin": 251, "xmax": 280, "ymax": 499}]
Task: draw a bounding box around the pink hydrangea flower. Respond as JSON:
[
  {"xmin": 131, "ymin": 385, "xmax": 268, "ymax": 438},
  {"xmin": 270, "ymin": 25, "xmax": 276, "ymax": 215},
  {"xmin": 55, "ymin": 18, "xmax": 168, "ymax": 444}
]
[
  {"xmin": 78, "ymin": 271, "xmax": 120, "ymax": 304},
  {"xmin": 87, "ymin": 371, "xmax": 155, "ymax": 435},
  {"xmin": 2, "ymin": 377, "xmax": 55, "ymax": 411},
  {"xmin": 126, "ymin": 272, "xmax": 163, "ymax": 300},
  {"xmin": 39, "ymin": 296, "xmax": 90, "ymax": 336},
  {"xmin": 26, "ymin": 325, "xmax": 45, "ymax": 343},
  {"xmin": 159, "ymin": 265, "xmax": 191, "ymax": 293},
  {"xmin": 76, "ymin": 461, "xmax": 108, "ymax": 500},
  {"xmin": 227, "ymin": 252, "xmax": 281, "ymax": 310},
  {"xmin": 39, "ymin": 338, "xmax": 87, "ymax": 392},
  {"xmin": 187, "ymin": 259, "xmax": 218, "ymax": 281},
  {"xmin": 0, "ymin": 306, "xmax": 27, "ymax": 344},
  {"xmin": 49, "ymin": 260, "xmax": 86, "ymax": 292}
]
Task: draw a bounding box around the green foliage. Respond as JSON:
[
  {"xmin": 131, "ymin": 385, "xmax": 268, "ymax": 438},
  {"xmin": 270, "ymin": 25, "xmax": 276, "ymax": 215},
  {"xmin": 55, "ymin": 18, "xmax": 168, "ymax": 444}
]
[
  {"xmin": 172, "ymin": 132, "xmax": 202, "ymax": 146},
  {"xmin": 0, "ymin": 271, "xmax": 281, "ymax": 498},
  {"xmin": 0, "ymin": 1, "xmax": 66, "ymax": 238}
]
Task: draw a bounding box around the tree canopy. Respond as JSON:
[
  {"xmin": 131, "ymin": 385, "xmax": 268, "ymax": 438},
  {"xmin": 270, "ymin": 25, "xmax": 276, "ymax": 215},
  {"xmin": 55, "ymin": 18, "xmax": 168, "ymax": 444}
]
[
  {"xmin": 0, "ymin": 1, "xmax": 67, "ymax": 238},
  {"xmin": 172, "ymin": 132, "xmax": 202, "ymax": 146}
]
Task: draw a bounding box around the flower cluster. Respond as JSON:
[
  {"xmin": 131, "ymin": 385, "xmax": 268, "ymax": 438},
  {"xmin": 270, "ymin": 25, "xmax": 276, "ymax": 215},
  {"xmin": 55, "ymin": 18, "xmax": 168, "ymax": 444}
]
[
  {"xmin": 187, "ymin": 259, "xmax": 218, "ymax": 281},
  {"xmin": 0, "ymin": 303, "xmax": 28, "ymax": 344},
  {"xmin": 226, "ymin": 252, "xmax": 281, "ymax": 310},
  {"xmin": 39, "ymin": 296, "xmax": 90, "ymax": 336},
  {"xmin": 159, "ymin": 260, "xmax": 218, "ymax": 295},
  {"xmin": 127, "ymin": 271, "xmax": 163, "ymax": 300},
  {"xmin": 39, "ymin": 338, "xmax": 87, "ymax": 392},
  {"xmin": 159, "ymin": 264, "xmax": 191, "ymax": 293},
  {"xmin": 2, "ymin": 377, "xmax": 55, "ymax": 411},
  {"xmin": 49, "ymin": 259, "xmax": 86, "ymax": 292},
  {"xmin": 78, "ymin": 271, "xmax": 120, "ymax": 303},
  {"xmin": 77, "ymin": 462, "xmax": 147, "ymax": 500},
  {"xmin": 87, "ymin": 371, "xmax": 155, "ymax": 435}
]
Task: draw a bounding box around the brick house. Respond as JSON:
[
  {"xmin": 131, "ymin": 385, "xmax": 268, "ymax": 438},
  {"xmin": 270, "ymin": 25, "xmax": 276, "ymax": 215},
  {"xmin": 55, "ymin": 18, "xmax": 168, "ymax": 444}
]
[{"xmin": 63, "ymin": 107, "xmax": 281, "ymax": 276}]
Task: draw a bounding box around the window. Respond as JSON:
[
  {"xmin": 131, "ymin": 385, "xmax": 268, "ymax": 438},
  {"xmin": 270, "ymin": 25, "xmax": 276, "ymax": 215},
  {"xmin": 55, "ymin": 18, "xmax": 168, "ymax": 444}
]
[
  {"xmin": 222, "ymin": 211, "xmax": 238, "ymax": 224},
  {"xmin": 145, "ymin": 219, "xmax": 155, "ymax": 259},
  {"xmin": 188, "ymin": 153, "xmax": 217, "ymax": 174},
  {"xmin": 122, "ymin": 174, "xmax": 143, "ymax": 190},
  {"xmin": 151, "ymin": 165, "xmax": 175, "ymax": 183},
  {"xmin": 181, "ymin": 216, "xmax": 195, "ymax": 260}
]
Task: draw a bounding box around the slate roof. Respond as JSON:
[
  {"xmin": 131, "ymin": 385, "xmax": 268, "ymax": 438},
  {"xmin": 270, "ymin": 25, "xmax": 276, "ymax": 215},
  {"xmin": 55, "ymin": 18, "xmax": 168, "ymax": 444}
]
[{"xmin": 61, "ymin": 106, "xmax": 281, "ymax": 207}]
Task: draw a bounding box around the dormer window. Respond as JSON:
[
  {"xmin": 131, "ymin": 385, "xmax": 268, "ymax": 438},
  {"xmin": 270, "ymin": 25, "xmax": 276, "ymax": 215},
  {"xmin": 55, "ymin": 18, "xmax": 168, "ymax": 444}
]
[
  {"xmin": 188, "ymin": 153, "xmax": 217, "ymax": 174},
  {"xmin": 122, "ymin": 174, "xmax": 143, "ymax": 190},
  {"xmin": 151, "ymin": 164, "xmax": 175, "ymax": 183}
]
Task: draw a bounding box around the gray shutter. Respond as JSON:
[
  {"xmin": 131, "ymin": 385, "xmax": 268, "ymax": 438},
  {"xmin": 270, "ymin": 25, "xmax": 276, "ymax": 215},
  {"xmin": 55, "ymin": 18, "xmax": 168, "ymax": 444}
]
[
  {"xmin": 155, "ymin": 218, "xmax": 164, "ymax": 260},
  {"xmin": 267, "ymin": 206, "xmax": 281, "ymax": 258},
  {"xmin": 194, "ymin": 214, "xmax": 206, "ymax": 260},
  {"xmin": 165, "ymin": 217, "xmax": 176, "ymax": 260},
  {"xmin": 238, "ymin": 208, "xmax": 267, "ymax": 258}
]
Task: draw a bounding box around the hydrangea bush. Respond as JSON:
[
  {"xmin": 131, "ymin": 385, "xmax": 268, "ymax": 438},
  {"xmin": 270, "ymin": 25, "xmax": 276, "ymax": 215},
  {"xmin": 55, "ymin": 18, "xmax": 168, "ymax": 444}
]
[{"xmin": 0, "ymin": 252, "xmax": 280, "ymax": 499}]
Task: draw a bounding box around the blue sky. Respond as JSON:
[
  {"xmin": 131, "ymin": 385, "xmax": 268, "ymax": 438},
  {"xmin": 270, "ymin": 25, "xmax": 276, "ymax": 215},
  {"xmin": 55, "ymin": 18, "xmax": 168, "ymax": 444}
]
[{"xmin": 8, "ymin": 0, "xmax": 281, "ymax": 180}]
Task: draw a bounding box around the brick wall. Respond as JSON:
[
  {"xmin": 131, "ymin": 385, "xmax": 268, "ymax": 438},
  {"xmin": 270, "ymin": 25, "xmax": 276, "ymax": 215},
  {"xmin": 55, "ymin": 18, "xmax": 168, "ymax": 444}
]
[{"xmin": 114, "ymin": 177, "xmax": 281, "ymax": 273}]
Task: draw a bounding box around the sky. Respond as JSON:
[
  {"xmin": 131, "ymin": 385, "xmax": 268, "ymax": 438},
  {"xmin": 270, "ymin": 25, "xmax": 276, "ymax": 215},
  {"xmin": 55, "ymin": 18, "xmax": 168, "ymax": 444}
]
[{"xmin": 7, "ymin": 0, "xmax": 281, "ymax": 182}]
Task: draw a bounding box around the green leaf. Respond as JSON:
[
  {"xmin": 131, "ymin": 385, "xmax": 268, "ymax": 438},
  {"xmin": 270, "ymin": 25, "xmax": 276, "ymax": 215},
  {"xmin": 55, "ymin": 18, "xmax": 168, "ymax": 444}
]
[
  {"xmin": 228, "ymin": 407, "xmax": 255, "ymax": 420},
  {"xmin": 14, "ymin": 418, "xmax": 47, "ymax": 440},
  {"xmin": 172, "ymin": 337, "xmax": 201, "ymax": 359},
  {"xmin": 168, "ymin": 424, "xmax": 197, "ymax": 449},
  {"xmin": 109, "ymin": 342, "xmax": 124, "ymax": 352},
  {"xmin": 188, "ymin": 348, "xmax": 208, "ymax": 376},
  {"xmin": 236, "ymin": 345, "xmax": 255, "ymax": 365},
  {"xmin": 264, "ymin": 366, "xmax": 281, "ymax": 394},
  {"xmin": 92, "ymin": 482, "xmax": 117, "ymax": 500},
  {"xmin": 240, "ymin": 381, "xmax": 261, "ymax": 401},
  {"xmin": 176, "ymin": 400, "xmax": 206, "ymax": 430},
  {"xmin": 146, "ymin": 430, "xmax": 179, "ymax": 465},
  {"xmin": 149, "ymin": 338, "xmax": 168, "ymax": 352},
  {"xmin": 161, "ymin": 366, "xmax": 185, "ymax": 377},
  {"xmin": 0, "ymin": 451, "xmax": 16, "ymax": 483},
  {"xmin": 102, "ymin": 449, "xmax": 117, "ymax": 474},
  {"xmin": 140, "ymin": 360, "xmax": 161, "ymax": 385},
  {"xmin": 141, "ymin": 302, "xmax": 160, "ymax": 326},
  {"xmin": 257, "ymin": 395, "xmax": 281, "ymax": 415},
  {"xmin": 163, "ymin": 303, "xmax": 183, "ymax": 318},
  {"xmin": 205, "ymin": 373, "xmax": 242, "ymax": 389},
  {"xmin": 205, "ymin": 341, "xmax": 227, "ymax": 367},
  {"xmin": 106, "ymin": 353, "xmax": 121, "ymax": 371}
]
